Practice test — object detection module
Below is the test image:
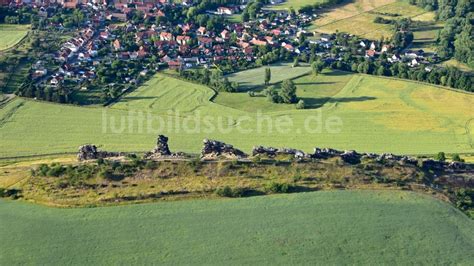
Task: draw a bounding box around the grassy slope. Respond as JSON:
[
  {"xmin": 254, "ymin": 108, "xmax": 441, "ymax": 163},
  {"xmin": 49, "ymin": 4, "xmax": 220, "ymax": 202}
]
[
  {"xmin": 1, "ymin": 190, "xmax": 473, "ymax": 264},
  {"xmin": 0, "ymin": 73, "xmax": 473, "ymax": 157},
  {"xmin": 313, "ymin": 1, "xmax": 429, "ymax": 39},
  {"xmin": 216, "ymin": 70, "xmax": 353, "ymax": 112},
  {"xmin": 0, "ymin": 24, "xmax": 29, "ymax": 51}
]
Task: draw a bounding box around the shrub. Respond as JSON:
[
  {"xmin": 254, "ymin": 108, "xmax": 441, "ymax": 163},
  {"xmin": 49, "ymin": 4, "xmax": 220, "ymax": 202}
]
[
  {"xmin": 296, "ymin": 99, "xmax": 306, "ymax": 109},
  {"xmin": 265, "ymin": 182, "xmax": 290, "ymax": 193},
  {"xmin": 435, "ymin": 152, "xmax": 446, "ymax": 162},
  {"xmin": 47, "ymin": 164, "xmax": 65, "ymax": 177},
  {"xmin": 215, "ymin": 186, "xmax": 233, "ymax": 197},
  {"xmin": 215, "ymin": 186, "xmax": 246, "ymax": 198},
  {"xmin": 145, "ymin": 161, "xmax": 158, "ymax": 170}
]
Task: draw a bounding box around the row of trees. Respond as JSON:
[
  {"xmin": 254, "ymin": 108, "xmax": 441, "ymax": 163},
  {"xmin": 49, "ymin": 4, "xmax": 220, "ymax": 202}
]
[{"xmin": 179, "ymin": 68, "xmax": 239, "ymax": 93}]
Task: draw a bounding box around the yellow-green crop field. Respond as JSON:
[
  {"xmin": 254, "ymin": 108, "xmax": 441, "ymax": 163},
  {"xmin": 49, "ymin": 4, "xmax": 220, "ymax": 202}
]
[{"xmin": 0, "ymin": 71, "xmax": 473, "ymax": 158}]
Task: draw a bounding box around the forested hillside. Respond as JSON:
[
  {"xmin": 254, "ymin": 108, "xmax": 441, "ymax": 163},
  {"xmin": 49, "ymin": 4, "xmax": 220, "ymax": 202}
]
[{"xmin": 409, "ymin": 0, "xmax": 473, "ymax": 68}]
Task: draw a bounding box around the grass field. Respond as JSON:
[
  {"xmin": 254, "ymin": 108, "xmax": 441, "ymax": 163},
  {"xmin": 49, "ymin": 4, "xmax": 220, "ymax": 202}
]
[
  {"xmin": 226, "ymin": 63, "xmax": 311, "ymax": 90},
  {"xmin": 267, "ymin": 0, "xmax": 327, "ymax": 11},
  {"xmin": 1, "ymin": 190, "xmax": 473, "ymax": 264},
  {"xmin": 0, "ymin": 72, "xmax": 473, "ymax": 158},
  {"xmin": 313, "ymin": 1, "xmax": 430, "ymax": 39},
  {"xmin": 0, "ymin": 24, "xmax": 29, "ymax": 51}
]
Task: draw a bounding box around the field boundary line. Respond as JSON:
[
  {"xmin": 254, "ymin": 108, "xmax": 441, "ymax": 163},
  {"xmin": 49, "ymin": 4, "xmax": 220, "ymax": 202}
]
[{"xmin": 314, "ymin": 1, "xmax": 398, "ymax": 28}]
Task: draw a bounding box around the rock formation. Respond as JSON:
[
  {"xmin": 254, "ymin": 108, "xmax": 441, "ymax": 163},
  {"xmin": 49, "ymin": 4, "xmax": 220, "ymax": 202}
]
[
  {"xmin": 252, "ymin": 146, "xmax": 279, "ymax": 157},
  {"xmin": 201, "ymin": 139, "xmax": 248, "ymax": 160},
  {"xmin": 77, "ymin": 145, "xmax": 121, "ymax": 161},
  {"xmin": 145, "ymin": 135, "xmax": 184, "ymax": 160},
  {"xmin": 421, "ymin": 159, "xmax": 446, "ymax": 171}
]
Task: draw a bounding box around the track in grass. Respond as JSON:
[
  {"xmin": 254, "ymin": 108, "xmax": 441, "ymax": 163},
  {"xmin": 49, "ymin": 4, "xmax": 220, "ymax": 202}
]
[
  {"xmin": 0, "ymin": 72, "xmax": 473, "ymax": 157},
  {"xmin": 1, "ymin": 190, "xmax": 473, "ymax": 264}
]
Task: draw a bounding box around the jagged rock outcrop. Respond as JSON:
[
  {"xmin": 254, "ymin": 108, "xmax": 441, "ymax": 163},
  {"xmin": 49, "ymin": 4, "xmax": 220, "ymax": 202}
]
[
  {"xmin": 376, "ymin": 153, "xmax": 402, "ymax": 163},
  {"xmin": 340, "ymin": 150, "xmax": 361, "ymax": 164},
  {"xmin": 399, "ymin": 156, "xmax": 419, "ymax": 165},
  {"xmin": 144, "ymin": 135, "xmax": 184, "ymax": 160},
  {"xmin": 201, "ymin": 139, "xmax": 248, "ymax": 160},
  {"xmin": 447, "ymin": 161, "xmax": 466, "ymax": 170},
  {"xmin": 421, "ymin": 159, "xmax": 446, "ymax": 171},
  {"xmin": 77, "ymin": 145, "xmax": 121, "ymax": 161}
]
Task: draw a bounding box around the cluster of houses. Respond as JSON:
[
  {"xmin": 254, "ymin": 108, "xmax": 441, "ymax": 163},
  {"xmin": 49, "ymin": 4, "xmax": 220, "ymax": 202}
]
[
  {"xmin": 5, "ymin": 0, "xmax": 438, "ymax": 92},
  {"xmin": 24, "ymin": 0, "xmax": 322, "ymax": 89}
]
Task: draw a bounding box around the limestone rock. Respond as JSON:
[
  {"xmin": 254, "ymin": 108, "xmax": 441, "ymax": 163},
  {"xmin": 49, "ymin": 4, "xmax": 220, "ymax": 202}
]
[
  {"xmin": 145, "ymin": 135, "xmax": 185, "ymax": 160},
  {"xmin": 77, "ymin": 145, "xmax": 120, "ymax": 161},
  {"xmin": 311, "ymin": 148, "xmax": 343, "ymax": 159},
  {"xmin": 201, "ymin": 139, "xmax": 248, "ymax": 160},
  {"xmin": 447, "ymin": 161, "xmax": 466, "ymax": 170},
  {"xmin": 252, "ymin": 146, "xmax": 278, "ymax": 157},
  {"xmin": 399, "ymin": 156, "xmax": 418, "ymax": 165},
  {"xmin": 421, "ymin": 159, "xmax": 446, "ymax": 171}
]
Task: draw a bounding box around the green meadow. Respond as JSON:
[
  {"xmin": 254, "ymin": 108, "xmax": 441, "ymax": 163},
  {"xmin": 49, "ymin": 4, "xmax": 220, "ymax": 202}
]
[
  {"xmin": 226, "ymin": 62, "xmax": 311, "ymax": 90},
  {"xmin": 0, "ymin": 71, "xmax": 473, "ymax": 158},
  {"xmin": 1, "ymin": 190, "xmax": 473, "ymax": 264},
  {"xmin": 0, "ymin": 24, "xmax": 29, "ymax": 51}
]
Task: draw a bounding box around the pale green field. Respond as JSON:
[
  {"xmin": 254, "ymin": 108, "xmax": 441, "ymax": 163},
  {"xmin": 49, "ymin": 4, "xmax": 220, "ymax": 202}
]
[
  {"xmin": 442, "ymin": 59, "xmax": 473, "ymax": 72},
  {"xmin": 226, "ymin": 63, "xmax": 311, "ymax": 90},
  {"xmin": 1, "ymin": 190, "xmax": 473, "ymax": 264},
  {"xmin": 267, "ymin": 0, "xmax": 327, "ymax": 10},
  {"xmin": 0, "ymin": 73, "xmax": 473, "ymax": 158},
  {"xmin": 0, "ymin": 24, "xmax": 29, "ymax": 51},
  {"xmin": 314, "ymin": 1, "xmax": 430, "ymax": 39}
]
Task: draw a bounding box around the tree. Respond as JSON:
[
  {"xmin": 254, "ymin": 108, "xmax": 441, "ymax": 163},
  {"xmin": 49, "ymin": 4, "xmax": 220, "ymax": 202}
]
[
  {"xmin": 435, "ymin": 152, "xmax": 446, "ymax": 162},
  {"xmin": 264, "ymin": 68, "xmax": 271, "ymax": 85},
  {"xmin": 279, "ymin": 79, "xmax": 297, "ymax": 104},
  {"xmin": 293, "ymin": 57, "xmax": 300, "ymax": 67}
]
